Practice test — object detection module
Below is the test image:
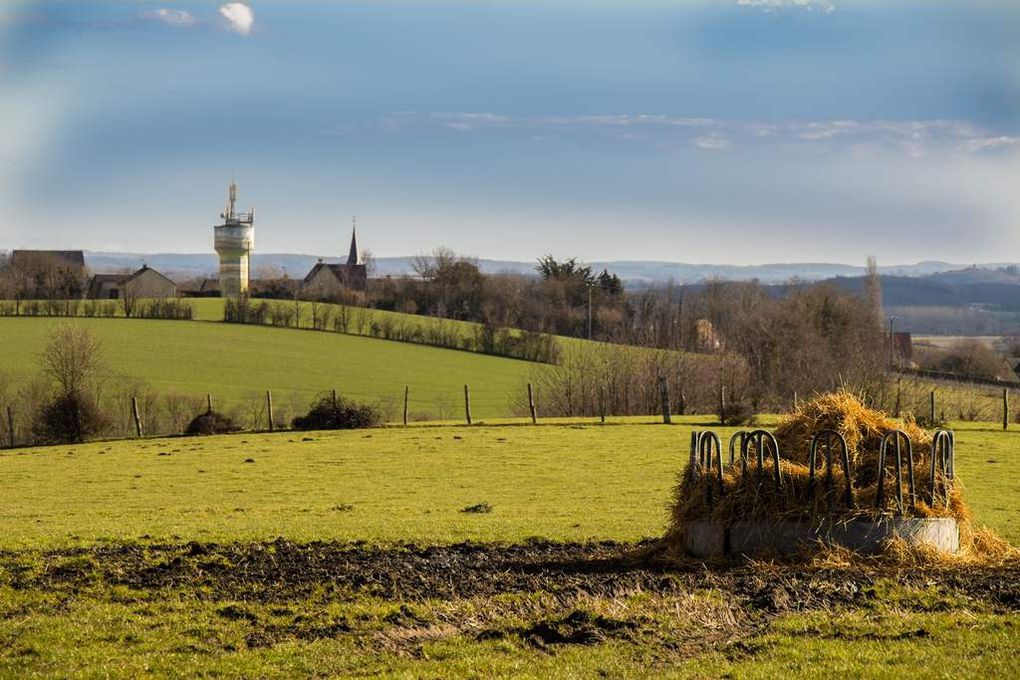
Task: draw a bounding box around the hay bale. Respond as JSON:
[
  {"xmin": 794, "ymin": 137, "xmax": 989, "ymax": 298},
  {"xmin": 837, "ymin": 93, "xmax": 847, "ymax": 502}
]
[{"xmin": 665, "ymin": 390, "xmax": 1004, "ymax": 559}]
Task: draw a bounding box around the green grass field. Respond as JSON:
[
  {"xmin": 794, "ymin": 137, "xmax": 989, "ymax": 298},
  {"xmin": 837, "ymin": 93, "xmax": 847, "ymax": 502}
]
[
  {"xmin": 1, "ymin": 419, "xmax": 1018, "ymax": 677},
  {"xmin": 0, "ymin": 418, "xmax": 1016, "ymax": 549},
  {"xmin": 188, "ymin": 297, "xmax": 479, "ymax": 336},
  {"xmin": 0, "ymin": 418, "xmax": 1017, "ymax": 677},
  {"xmin": 0, "ymin": 316, "xmax": 536, "ymax": 420},
  {"xmin": 4, "ymin": 298, "xmax": 484, "ymax": 335}
]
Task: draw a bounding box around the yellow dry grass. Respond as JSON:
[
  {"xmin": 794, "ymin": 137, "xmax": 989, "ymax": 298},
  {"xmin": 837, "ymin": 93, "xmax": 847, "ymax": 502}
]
[{"xmin": 774, "ymin": 389, "xmax": 932, "ymax": 468}]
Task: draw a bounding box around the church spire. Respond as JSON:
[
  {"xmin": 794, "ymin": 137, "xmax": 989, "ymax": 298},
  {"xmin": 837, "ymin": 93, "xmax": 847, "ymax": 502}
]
[{"xmin": 347, "ymin": 216, "xmax": 360, "ymax": 265}]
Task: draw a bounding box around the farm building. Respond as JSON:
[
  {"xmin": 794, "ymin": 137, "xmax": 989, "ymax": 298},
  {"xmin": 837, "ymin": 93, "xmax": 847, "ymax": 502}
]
[
  {"xmin": 179, "ymin": 278, "xmax": 221, "ymax": 298},
  {"xmin": 6, "ymin": 250, "xmax": 88, "ymax": 298},
  {"xmin": 301, "ymin": 225, "xmax": 368, "ymax": 297},
  {"xmin": 10, "ymin": 249, "xmax": 85, "ymax": 271},
  {"xmin": 87, "ymin": 265, "xmax": 177, "ymax": 299}
]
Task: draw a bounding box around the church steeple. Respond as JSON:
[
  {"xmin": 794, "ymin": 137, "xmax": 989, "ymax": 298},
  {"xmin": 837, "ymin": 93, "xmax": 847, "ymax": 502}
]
[{"xmin": 347, "ymin": 217, "xmax": 360, "ymax": 265}]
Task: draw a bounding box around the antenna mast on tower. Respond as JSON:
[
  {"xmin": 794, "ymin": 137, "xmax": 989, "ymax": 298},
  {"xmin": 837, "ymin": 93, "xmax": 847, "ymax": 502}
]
[{"xmin": 228, "ymin": 182, "xmax": 237, "ymax": 221}]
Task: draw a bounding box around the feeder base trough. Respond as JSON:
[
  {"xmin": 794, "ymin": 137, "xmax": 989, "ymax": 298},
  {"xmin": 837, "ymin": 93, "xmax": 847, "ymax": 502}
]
[{"xmin": 681, "ymin": 518, "xmax": 960, "ymax": 557}]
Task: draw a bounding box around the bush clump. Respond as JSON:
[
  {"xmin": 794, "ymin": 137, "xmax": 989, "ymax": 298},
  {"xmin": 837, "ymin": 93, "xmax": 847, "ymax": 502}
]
[
  {"xmin": 291, "ymin": 394, "xmax": 382, "ymax": 431},
  {"xmin": 720, "ymin": 399, "xmax": 755, "ymax": 426},
  {"xmin": 32, "ymin": 393, "xmax": 110, "ymax": 444},
  {"xmin": 185, "ymin": 411, "xmax": 240, "ymax": 436}
]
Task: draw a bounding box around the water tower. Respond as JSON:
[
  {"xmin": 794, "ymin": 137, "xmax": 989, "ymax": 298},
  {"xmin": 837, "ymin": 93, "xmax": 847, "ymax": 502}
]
[{"xmin": 213, "ymin": 182, "xmax": 255, "ymax": 298}]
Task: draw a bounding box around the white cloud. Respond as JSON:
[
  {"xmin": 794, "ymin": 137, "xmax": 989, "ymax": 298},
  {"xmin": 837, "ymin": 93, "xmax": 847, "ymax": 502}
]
[
  {"xmin": 140, "ymin": 8, "xmax": 197, "ymax": 27},
  {"xmin": 362, "ymin": 112, "xmax": 1017, "ymax": 159},
  {"xmin": 219, "ymin": 3, "xmax": 254, "ymax": 36},
  {"xmin": 539, "ymin": 114, "xmax": 715, "ymax": 128},
  {"xmin": 958, "ymin": 136, "xmax": 1019, "ymax": 154},
  {"xmin": 737, "ymin": 0, "xmax": 837, "ymax": 13},
  {"xmin": 694, "ymin": 134, "xmax": 731, "ymax": 150},
  {"xmin": 431, "ymin": 113, "xmax": 511, "ymax": 131},
  {"xmin": 795, "ymin": 120, "xmax": 861, "ymax": 141}
]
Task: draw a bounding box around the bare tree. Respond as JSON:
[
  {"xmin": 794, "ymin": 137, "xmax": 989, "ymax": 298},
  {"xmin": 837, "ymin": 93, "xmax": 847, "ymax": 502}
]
[
  {"xmin": 410, "ymin": 252, "xmax": 436, "ymax": 281},
  {"xmin": 361, "ymin": 248, "xmax": 377, "ymax": 277},
  {"xmin": 39, "ymin": 324, "xmax": 104, "ymax": 398},
  {"xmin": 865, "ymin": 255, "xmax": 883, "ymax": 327},
  {"xmin": 120, "ymin": 282, "xmax": 139, "ymax": 318},
  {"xmin": 32, "ymin": 324, "xmax": 109, "ymax": 443}
]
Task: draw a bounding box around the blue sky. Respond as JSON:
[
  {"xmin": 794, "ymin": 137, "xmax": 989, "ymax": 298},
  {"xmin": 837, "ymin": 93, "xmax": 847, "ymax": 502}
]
[{"xmin": 1, "ymin": 1, "xmax": 1018, "ymax": 264}]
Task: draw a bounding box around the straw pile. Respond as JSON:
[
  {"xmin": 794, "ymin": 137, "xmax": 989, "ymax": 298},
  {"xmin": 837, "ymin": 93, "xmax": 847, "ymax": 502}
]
[
  {"xmin": 666, "ymin": 390, "xmax": 992, "ymax": 556},
  {"xmin": 773, "ymin": 390, "xmax": 931, "ymax": 470}
]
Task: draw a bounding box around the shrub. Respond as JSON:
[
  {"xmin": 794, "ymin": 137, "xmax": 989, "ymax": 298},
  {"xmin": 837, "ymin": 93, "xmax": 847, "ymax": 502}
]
[
  {"xmin": 184, "ymin": 411, "xmax": 240, "ymax": 436},
  {"xmin": 291, "ymin": 393, "xmax": 382, "ymax": 430},
  {"xmin": 32, "ymin": 392, "xmax": 110, "ymax": 444},
  {"xmin": 720, "ymin": 399, "xmax": 755, "ymax": 426},
  {"xmin": 137, "ymin": 298, "xmax": 194, "ymax": 320},
  {"xmin": 268, "ymin": 302, "xmax": 295, "ymax": 327}
]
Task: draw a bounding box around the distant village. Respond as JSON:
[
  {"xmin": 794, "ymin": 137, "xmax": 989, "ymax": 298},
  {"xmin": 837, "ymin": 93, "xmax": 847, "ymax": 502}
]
[{"xmin": 0, "ymin": 183, "xmax": 367, "ymax": 303}]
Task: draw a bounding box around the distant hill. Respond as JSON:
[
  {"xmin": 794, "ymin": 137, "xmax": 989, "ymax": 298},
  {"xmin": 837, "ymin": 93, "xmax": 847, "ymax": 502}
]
[
  {"xmin": 77, "ymin": 251, "xmax": 1016, "ymax": 286},
  {"xmin": 820, "ymin": 274, "xmax": 1020, "ymax": 313},
  {"xmin": 781, "ymin": 272, "xmax": 1020, "ymax": 335}
]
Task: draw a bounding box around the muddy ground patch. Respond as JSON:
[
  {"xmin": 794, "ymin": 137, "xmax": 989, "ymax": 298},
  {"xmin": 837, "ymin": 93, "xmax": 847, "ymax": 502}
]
[
  {"xmin": 4, "ymin": 539, "xmax": 1019, "ymax": 608},
  {"xmin": 2, "ymin": 540, "xmax": 1018, "ymax": 659}
]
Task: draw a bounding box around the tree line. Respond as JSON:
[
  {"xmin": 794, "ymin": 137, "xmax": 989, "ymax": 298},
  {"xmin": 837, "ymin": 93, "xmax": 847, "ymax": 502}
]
[
  {"xmin": 347, "ymin": 250, "xmax": 889, "ymax": 415},
  {"xmin": 3, "ymin": 247, "xmax": 893, "ymax": 415}
]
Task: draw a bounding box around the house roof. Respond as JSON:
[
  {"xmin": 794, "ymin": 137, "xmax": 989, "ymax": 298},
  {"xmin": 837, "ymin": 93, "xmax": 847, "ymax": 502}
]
[
  {"xmin": 130, "ymin": 264, "xmax": 176, "ymax": 287},
  {"xmin": 87, "ymin": 273, "xmax": 130, "ymax": 298},
  {"xmin": 10, "ymin": 250, "xmax": 85, "ymax": 268},
  {"xmin": 90, "ymin": 273, "xmax": 131, "ymax": 285},
  {"xmin": 87, "ymin": 265, "xmax": 176, "ymax": 297},
  {"xmin": 303, "ymin": 261, "xmax": 366, "ymax": 284}
]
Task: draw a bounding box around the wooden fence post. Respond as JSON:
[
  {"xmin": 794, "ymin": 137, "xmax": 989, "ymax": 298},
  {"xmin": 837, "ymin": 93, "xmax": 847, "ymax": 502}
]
[
  {"xmin": 659, "ymin": 377, "xmax": 671, "ymax": 424},
  {"xmin": 527, "ymin": 383, "xmax": 537, "ymax": 424},
  {"xmin": 1004, "ymin": 388, "xmax": 1009, "ymax": 431},
  {"xmin": 6, "ymin": 406, "xmax": 13, "ymax": 448},
  {"xmin": 131, "ymin": 397, "xmax": 143, "ymax": 438},
  {"xmin": 266, "ymin": 390, "xmax": 274, "ymax": 432},
  {"xmin": 206, "ymin": 394, "xmax": 213, "ymax": 414},
  {"xmin": 719, "ymin": 384, "xmax": 726, "ymax": 426},
  {"xmin": 464, "ymin": 385, "xmax": 472, "ymax": 425},
  {"xmin": 599, "ymin": 385, "xmax": 606, "ymax": 423},
  {"xmin": 403, "ymin": 386, "xmax": 409, "ymax": 426},
  {"xmin": 929, "ymin": 390, "xmax": 936, "ymax": 424},
  {"xmin": 894, "ymin": 378, "xmax": 902, "ymax": 418}
]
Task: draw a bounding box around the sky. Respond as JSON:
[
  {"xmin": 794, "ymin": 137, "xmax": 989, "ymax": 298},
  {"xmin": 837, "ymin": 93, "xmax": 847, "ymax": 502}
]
[{"xmin": 0, "ymin": 1, "xmax": 1018, "ymax": 265}]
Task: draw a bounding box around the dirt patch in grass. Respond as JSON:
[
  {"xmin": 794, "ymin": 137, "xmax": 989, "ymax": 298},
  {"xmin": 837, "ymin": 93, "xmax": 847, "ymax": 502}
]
[
  {"xmin": 4, "ymin": 539, "xmax": 1019, "ymax": 612},
  {"xmin": 1, "ymin": 541, "xmax": 1018, "ymax": 664},
  {"xmin": 480, "ymin": 609, "xmax": 639, "ymax": 648}
]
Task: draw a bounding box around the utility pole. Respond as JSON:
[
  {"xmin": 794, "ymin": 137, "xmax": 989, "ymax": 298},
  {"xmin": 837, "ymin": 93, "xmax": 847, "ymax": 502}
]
[
  {"xmin": 587, "ymin": 283, "xmax": 593, "ymax": 340},
  {"xmin": 677, "ymin": 293, "xmax": 683, "ymax": 350},
  {"xmin": 888, "ymin": 315, "xmax": 897, "ymax": 370}
]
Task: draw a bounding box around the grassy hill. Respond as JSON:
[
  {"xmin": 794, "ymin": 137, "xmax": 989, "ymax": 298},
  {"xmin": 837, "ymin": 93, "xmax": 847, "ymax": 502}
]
[
  {"xmin": 188, "ymin": 298, "xmax": 477, "ymax": 336},
  {"xmin": 0, "ymin": 316, "xmax": 536, "ymax": 421}
]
